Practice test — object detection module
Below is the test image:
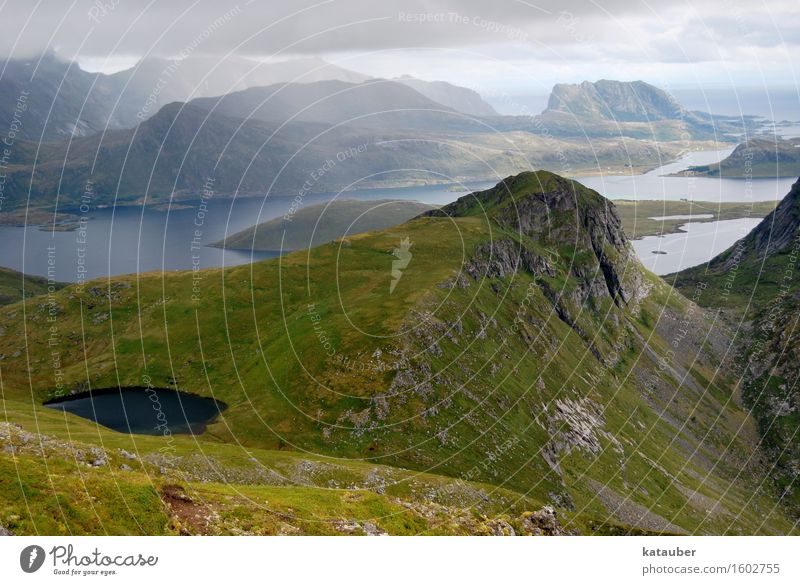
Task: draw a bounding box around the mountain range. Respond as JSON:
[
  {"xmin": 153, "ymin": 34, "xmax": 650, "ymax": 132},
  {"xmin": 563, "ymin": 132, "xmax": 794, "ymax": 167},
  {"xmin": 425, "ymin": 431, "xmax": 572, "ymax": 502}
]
[
  {"xmin": 0, "ymin": 54, "xmax": 768, "ymax": 231},
  {"xmin": 0, "ymin": 53, "xmax": 499, "ymax": 142},
  {"xmin": 0, "ymin": 170, "xmax": 796, "ymax": 534}
]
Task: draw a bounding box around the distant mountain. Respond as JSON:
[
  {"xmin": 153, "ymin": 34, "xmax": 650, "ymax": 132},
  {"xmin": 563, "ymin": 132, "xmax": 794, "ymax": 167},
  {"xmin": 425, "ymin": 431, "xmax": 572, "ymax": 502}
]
[
  {"xmin": 537, "ymin": 79, "xmax": 755, "ymax": 140},
  {"xmin": 0, "ymin": 53, "xmax": 124, "ymax": 141},
  {"xmin": 188, "ymin": 78, "xmax": 484, "ymax": 132},
  {"xmin": 0, "ymin": 53, "xmax": 372, "ymax": 141},
  {"xmin": 4, "ymin": 101, "xmax": 532, "ymax": 210},
  {"xmin": 393, "ymin": 76, "xmax": 498, "ymax": 117},
  {"xmin": 675, "ymin": 137, "xmax": 800, "ymax": 178},
  {"xmin": 545, "ymin": 80, "xmax": 685, "ymax": 122},
  {"xmin": 105, "ymin": 55, "xmax": 372, "ymax": 127},
  {"xmin": 672, "ymin": 177, "xmax": 800, "ymax": 513},
  {"xmin": 0, "ymin": 52, "xmax": 498, "ymax": 141},
  {"xmin": 213, "ymin": 199, "xmax": 435, "ymax": 251}
]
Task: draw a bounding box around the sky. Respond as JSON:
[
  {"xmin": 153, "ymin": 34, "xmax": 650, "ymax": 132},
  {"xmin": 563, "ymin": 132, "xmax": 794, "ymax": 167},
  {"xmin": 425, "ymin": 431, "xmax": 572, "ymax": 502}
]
[{"xmin": 1, "ymin": 0, "xmax": 798, "ymax": 107}]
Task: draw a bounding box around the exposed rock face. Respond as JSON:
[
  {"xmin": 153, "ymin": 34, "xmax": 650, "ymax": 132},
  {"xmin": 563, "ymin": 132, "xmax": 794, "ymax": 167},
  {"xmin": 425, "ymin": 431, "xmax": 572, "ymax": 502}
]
[
  {"xmin": 720, "ymin": 177, "xmax": 800, "ymax": 265},
  {"xmin": 520, "ymin": 506, "xmax": 566, "ymax": 536},
  {"xmin": 426, "ymin": 171, "xmax": 643, "ymax": 307},
  {"xmin": 545, "ymin": 79, "xmax": 684, "ymax": 122},
  {"xmin": 463, "ymin": 239, "xmax": 556, "ymax": 280}
]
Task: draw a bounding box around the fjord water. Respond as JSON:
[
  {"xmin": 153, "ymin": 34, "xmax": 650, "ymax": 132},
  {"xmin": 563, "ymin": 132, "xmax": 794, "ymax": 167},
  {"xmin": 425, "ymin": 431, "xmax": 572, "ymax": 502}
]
[
  {"xmin": 0, "ymin": 182, "xmax": 491, "ymax": 282},
  {"xmin": 0, "ymin": 149, "xmax": 789, "ymax": 281},
  {"xmin": 632, "ymin": 218, "xmax": 763, "ymax": 275},
  {"xmin": 573, "ymin": 147, "xmax": 796, "ymax": 202},
  {"xmin": 44, "ymin": 387, "xmax": 227, "ymax": 435}
]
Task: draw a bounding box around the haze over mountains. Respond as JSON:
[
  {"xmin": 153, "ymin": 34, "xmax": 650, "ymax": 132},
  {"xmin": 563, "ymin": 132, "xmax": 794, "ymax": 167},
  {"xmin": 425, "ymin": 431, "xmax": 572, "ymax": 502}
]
[
  {"xmin": 0, "ymin": 53, "xmax": 500, "ymax": 141},
  {"xmin": 1, "ymin": 53, "xmax": 761, "ymax": 215}
]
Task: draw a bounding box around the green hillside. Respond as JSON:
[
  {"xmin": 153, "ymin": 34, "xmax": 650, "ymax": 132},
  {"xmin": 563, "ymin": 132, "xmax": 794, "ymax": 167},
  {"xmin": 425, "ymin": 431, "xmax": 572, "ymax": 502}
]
[
  {"xmin": 0, "ymin": 267, "xmax": 64, "ymax": 306},
  {"xmin": 0, "ymin": 171, "xmax": 794, "ymax": 535},
  {"xmin": 675, "ymin": 138, "xmax": 800, "ymax": 178},
  {"xmin": 614, "ymin": 199, "xmax": 778, "ymax": 238},
  {"xmin": 214, "ymin": 199, "xmax": 435, "ymax": 252},
  {"xmin": 671, "ymin": 178, "xmax": 800, "ymax": 512}
]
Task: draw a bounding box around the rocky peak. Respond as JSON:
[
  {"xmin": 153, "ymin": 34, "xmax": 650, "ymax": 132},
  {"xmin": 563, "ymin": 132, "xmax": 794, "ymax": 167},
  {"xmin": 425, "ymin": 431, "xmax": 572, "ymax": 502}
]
[{"xmin": 426, "ymin": 171, "xmax": 642, "ymax": 306}]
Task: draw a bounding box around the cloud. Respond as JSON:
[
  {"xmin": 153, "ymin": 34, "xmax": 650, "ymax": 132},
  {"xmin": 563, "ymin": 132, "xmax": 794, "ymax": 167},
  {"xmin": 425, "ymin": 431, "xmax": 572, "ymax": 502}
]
[
  {"xmin": 0, "ymin": 0, "xmax": 794, "ymax": 61},
  {"xmin": 0, "ymin": 0, "xmax": 796, "ymax": 91}
]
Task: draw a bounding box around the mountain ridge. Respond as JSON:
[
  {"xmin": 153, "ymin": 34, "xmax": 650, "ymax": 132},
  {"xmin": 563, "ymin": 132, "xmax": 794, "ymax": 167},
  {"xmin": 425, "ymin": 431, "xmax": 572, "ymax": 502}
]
[
  {"xmin": 0, "ymin": 170, "xmax": 793, "ymax": 534},
  {"xmin": 672, "ymin": 176, "xmax": 800, "ymax": 513}
]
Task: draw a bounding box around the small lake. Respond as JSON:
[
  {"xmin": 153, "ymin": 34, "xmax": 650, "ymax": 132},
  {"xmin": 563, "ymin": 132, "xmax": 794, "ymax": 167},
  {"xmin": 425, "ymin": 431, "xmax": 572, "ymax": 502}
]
[
  {"xmin": 632, "ymin": 218, "xmax": 763, "ymax": 275},
  {"xmin": 44, "ymin": 387, "xmax": 227, "ymax": 435}
]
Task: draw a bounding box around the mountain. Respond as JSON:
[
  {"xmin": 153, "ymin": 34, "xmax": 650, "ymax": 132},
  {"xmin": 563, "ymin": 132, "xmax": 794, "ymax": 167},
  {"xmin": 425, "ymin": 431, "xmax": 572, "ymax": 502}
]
[
  {"xmin": 0, "ymin": 53, "xmax": 372, "ymax": 141},
  {"xmin": 213, "ymin": 199, "xmax": 435, "ymax": 251},
  {"xmin": 671, "ymin": 177, "xmax": 800, "ymax": 513},
  {"xmin": 0, "ymin": 52, "xmax": 493, "ymax": 141},
  {"xmin": 0, "ymin": 52, "xmax": 124, "ymax": 141},
  {"xmin": 3, "ymin": 101, "xmax": 536, "ymax": 210},
  {"xmin": 536, "ymin": 79, "xmax": 755, "ymax": 140},
  {"xmin": 675, "ymin": 137, "xmax": 800, "ymax": 178},
  {"xmin": 188, "ymin": 78, "xmax": 484, "ymax": 132},
  {"xmin": 104, "ymin": 55, "xmax": 372, "ymax": 127},
  {"xmin": 545, "ymin": 80, "xmax": 686, "ymax": 122},
  {"xmin": 0, "ymin": 171, "xmax": 795, "ymax": 534},
  {"xmin": 394, "ymin": 76, "xmax": 498, "ymax": 117}
]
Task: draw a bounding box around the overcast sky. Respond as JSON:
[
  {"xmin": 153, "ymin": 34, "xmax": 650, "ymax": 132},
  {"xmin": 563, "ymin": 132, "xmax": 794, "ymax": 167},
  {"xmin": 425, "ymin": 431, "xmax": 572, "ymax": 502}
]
[{"xmin": 2, "ymin": 0, "xmax": 798, "ymax": 98}]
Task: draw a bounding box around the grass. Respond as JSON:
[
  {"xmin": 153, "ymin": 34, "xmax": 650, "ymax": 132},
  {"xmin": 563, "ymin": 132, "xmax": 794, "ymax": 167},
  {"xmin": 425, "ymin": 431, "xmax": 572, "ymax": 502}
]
[
  {"xmin": 0, "ymin": 267, "xmax": 65, "ymax": 306},
  {"xmin": 0, "ymin": 170, "xmax": 795, "ymax": 534},
  {"xmin": 614, "ymin": 200, "xmax": 778, "ymax": 239},
  {"xmin": 213, "ymin": 199, "xmax": 435, "ymax": 252}
]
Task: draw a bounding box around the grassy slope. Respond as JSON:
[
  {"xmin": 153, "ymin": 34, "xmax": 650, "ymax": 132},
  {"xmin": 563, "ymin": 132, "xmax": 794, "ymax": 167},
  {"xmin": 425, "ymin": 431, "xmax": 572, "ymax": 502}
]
[
  {"xmin": 214, "ymin": 199, "xmax": 435, "ymax": 251},
  {"xmin": 670, "ymin": 185, "xmax": 800, "ymax": 511},
  {"xmin": 0, "ymin": 267, "xmax": 65, "ymax": 306},
  {"xmin": 1, "ymin": 398, "xmax": 549, "ymax": 535},
  {"xmin": 614, "ymin": 200, "xmax": 778, "ymax": 239},
  {"xmin": 0, "ymin": 171, "xmax": 794, "ymax": 534}
]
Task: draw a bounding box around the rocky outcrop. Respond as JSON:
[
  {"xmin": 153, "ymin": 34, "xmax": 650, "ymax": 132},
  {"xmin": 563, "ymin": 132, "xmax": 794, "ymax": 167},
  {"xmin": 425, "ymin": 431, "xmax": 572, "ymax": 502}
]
[
  {"xmin": 520, "ymin": 506, "xmax": 567, "ymax": 535},
  {"xmin": 725, "ymin": 176, "xmax": 800, "ymax": 263},
  {"xmin": 463, "ymin": 238, "xmax": 556, "ymax": 280},
  {"xmin": 427, "ymin": 171, "xmax": 643, "ymax": 307}
]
